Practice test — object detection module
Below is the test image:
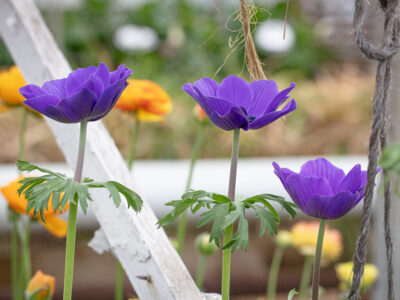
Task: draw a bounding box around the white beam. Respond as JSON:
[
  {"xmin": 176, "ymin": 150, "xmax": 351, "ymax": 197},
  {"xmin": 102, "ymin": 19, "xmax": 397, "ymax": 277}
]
[{"xmin": 0, "ymin": 0, "xmax": 205, "ymax": 299}]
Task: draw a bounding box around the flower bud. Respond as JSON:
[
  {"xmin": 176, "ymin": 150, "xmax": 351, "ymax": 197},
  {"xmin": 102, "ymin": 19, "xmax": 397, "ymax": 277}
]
[
  {"xmin": 194, "ymin": 105, "xmax": 207, "ymax": 122},
  {"xmin": 26, "ymin": 270, "xmax": 55, "ymax": 300},
  {"xmin": 195, "ymin": 232, "xmax": 218, "ymax": 256},
  {"xmin": 275, "ymin": 230, "xmax": 292, "ymax": 248}
]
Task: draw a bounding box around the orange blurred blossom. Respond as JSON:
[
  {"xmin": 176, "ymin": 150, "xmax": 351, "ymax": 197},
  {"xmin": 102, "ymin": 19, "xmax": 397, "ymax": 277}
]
[
  {"xmin": 0, "ymin": 66, "xmax": 26, "ymax": 107},
  {"xmin": 1, "ymin": 177, "xmax": 68, "ymax": 238},
  {"xmin": 26, "ymin": 270, "xmax": 55, "ymax": 300},
  {"xmin": 115, "ymin": 79, "xmax": 171, "ymax": 122}
]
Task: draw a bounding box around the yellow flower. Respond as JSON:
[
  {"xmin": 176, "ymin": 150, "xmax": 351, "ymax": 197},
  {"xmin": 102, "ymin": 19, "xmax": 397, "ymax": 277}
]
[
  {"xmin": 115, "ymin": 79, "xmax": 171, "ymax": 122},
  {"xmin": 1, "ymin": 177, "xmax": 68, "ymax": 238},
  {"xmin": 291, "ymin": 221, "xmax": 342, "ymax": 264},
  {"xmin": 275, "ymin": 230, "xmax": 292, "ymax": 248},
  {"xmin": 26, "ymin": 270, "xmax": 55, "ymax": 300},
  {"xmin": 0, "ymin": 66, "xmax": 26, "ymax": 106},
  {"xmin": 335, "ymin": 261, "xmax": 378, "ymax": 291}
]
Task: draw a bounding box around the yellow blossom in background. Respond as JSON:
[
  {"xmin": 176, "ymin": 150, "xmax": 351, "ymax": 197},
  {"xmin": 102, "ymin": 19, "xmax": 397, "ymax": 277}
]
[
  {"xmin": 115, "ymin": 79, "xmax": 171, "ymax": 122},
  {"xmin": 1, "ymin": 177, "xmax": 68, "ymax": 238},
  {"xmin": 0, "ymin": 66, "xmax": 26, "ymax": 106},
  {"xmin": 291, "ymin": 221, "xmax": 342, "ymax": 264},
  {"xmin": 336, "ymin": 261, "xmax": 378, "ymax": 291},
  {"xmin": 275, "ymin": 230, "xmax": 292, "ymax": 248},
  {"xmin": 26, "ymin": 270, "xmax": 55, "ymax": 300}
]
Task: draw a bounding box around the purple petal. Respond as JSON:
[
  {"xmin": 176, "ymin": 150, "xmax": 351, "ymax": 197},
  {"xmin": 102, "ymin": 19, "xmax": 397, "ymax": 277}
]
[
  {"xmin": 95, "ymin": 63, "xmax": 110, "ymax": 86},
  {"xmin": 23, "ymin": 95, "xmax": 60, "ymax": 114},
  {"xmin": 182, "ymin": 83, "xmax": 203, "ymax": 103},
  {"xmin": 300, "ymin": 158, "xmax": 345, "ymax": 193},
  {"xmin": 248, "ymin": 99, "xmax": 296, "ymax": 130},
  {"xmin": 42, "ymin": 78, "xmax": 68, "ymax": 98},
  {"xmin": 285, "ymin": 174, "xmax": 333, "ymax": 208},
  {"xmin": 65, "ymin": 66, "xmax": 97, "ymax": 96},
  {"xmin": 248, "ymin": 80, "xmax": 279, "ymax": 116},
  {"xmin": 199, "ymin": 94, "xmax": 236, "ymax": 116},
  {"xmin": 339, "ymin": 164, "xmax": 363, "ymax": 193},
  {"xmin": 193, "ymin": 77, "xmax": 218, "ymax": 97},
  {"xmin": 45, "ymin": 88, "xmax": 96, "ymax": 123},
  {"xmin": 273, "ymin": 162, "xmax": 296, "ymax": 183},
  {"xmin": 20, "ymin": 85, "xmax": 46, "ymax": 99},
  {"xmin": 305, "ymin": 191, "xmax": 359, "ymax": 219},
  {"xmin": 110, "ymin": 64, "xmax": 131, "ymax": 83},
  {"xmin": 208, "ymin": 106, "xmax": 249, "ymax": 131},
  {"xmin": 88, "ymin": 74, "xmax": 130, "ymax": 121},
  {"xmin": 264, "ymin": 82, "xmax": 296, "ymax": 113},
  {"xmin": 216, "ymin": 75, "xmax": 253, "ymax": 109},
  {"xmin": 80, "ymin": 74, "xmax": 105, "ymax": 98}
]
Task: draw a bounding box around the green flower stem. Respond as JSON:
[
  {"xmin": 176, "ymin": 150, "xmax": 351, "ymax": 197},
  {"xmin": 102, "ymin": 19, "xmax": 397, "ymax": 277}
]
[
  {"xmin": 222, "ymin": 224, "xmax": 233, "ymax": 300},
  {"xmin": 195, "ymin": 253, "xmax": 207, "ymax": 290},
  {"xmin": 115, "ymin": 262, "xmax": 124, "ymax": 300},
  {"xmin": 177, "ymin": 124, "xmax": 207, "ymax": 255},
  {"xmin": 299, "ymin": 256, "xmax": 314, "ymax": 300},
  {"xmin": 311, "ymin": 219, "xmax": 326, "ymax": 300},
  {"xmin": 266, "ymin": 246, "xmax": 285, "ymax": 300},
  {"xmin": 18, "ymin": 109, "xmax": 28, "ymax": 161},
  {"xmin": 63, "ymin": 120, "xmax": 88, "ymax": 300},
  {"xmin": 18, "ymin": 220, "xmax": 31, "ymax": 289},
  {"xmin": 11, "ymin": 217, "xmax": 21, "ymax": 300},
  {"xmin": 127, "ymin": 117, "xmax": 140, "ymax": 170},
  {"xmin": 222, "ymin": 128, "xmax": 240, "ymax": 300}
]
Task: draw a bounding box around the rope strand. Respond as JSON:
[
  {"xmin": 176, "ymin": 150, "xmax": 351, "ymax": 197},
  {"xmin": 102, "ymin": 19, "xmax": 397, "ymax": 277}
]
[{"xmin": 349, "ymin": 0, "xmax": 399, "ymax": 299}]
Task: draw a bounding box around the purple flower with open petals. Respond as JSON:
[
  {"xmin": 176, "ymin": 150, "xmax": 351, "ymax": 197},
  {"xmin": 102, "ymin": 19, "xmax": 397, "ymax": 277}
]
[
  {"xmin": 20, "ymin": 63, "xmax": 132, "ymax": 123},
  {"xmin": 273, "ymin": 158, "xmax": 368, "ymax": 219},
  {"xmin": 182, "ymin": 75, "xmax": 296, "ymax": 131}
]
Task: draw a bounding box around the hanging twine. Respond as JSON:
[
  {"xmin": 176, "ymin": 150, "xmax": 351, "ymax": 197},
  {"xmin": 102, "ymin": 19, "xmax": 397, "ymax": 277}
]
[
  {"xmin": 349, "ymin": 0, "xmax": 399, "ymax": 299},
  {"xmin": 239, "ymin": 0, "xmax": 266, "ymax": 81}
]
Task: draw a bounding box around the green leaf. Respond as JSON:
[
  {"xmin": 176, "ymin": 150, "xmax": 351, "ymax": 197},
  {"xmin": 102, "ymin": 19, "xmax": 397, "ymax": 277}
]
[
  {"xmin": 212, "ymin": 193, "xmax": 231, "ymax": 203},
  {"xmin": 223, "ymin": 215, "xmax": 249, "ymax": 252},
  {"xmin": 103, "ymin": 181, "xmax": 122, "ymax": 207},
  {"xmin": 198, "ymin": 202, "xmax": 230, "ymax": 247},
  {"xmin": 251, "ymin": 204, "xmax": 278, "ymax": 236},
  {"xmin": 288, "ymin": 289, "xmax": 298, "ymax": 300},
  {"xmin": 157, "ymin": 198, "xmax": 197, "ymax": 227}
]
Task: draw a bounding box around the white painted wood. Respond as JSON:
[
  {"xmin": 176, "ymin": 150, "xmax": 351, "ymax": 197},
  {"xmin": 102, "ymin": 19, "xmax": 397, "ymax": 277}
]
[{"xmin": 0, "ymin": 0, "xmax": 204, "ymax": 299}]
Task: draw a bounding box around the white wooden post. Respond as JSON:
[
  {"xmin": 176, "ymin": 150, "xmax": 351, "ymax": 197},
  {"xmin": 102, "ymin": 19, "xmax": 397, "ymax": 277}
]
[{"xmin": 0, "ymin": 0, "xmax": 218, "ymax": 299}]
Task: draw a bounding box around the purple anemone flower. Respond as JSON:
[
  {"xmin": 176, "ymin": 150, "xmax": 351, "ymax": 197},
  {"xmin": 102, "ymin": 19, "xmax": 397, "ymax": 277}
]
[
  {"xmin": 182, "ymin": 75, "xmax": 296, "ymax": 131},
  {"xmin": 273, "ymin": 158, "xmax": 368, "ymax": 219},
  {"xmin": 20, "ymin": 63, "xmax": 132, "ymax": 123}
]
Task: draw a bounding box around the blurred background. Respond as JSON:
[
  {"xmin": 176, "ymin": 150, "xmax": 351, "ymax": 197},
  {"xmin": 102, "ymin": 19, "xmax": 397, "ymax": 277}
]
[{"xmin": 0, "ymin": 0, "xmax": 388, "ymax": 299}]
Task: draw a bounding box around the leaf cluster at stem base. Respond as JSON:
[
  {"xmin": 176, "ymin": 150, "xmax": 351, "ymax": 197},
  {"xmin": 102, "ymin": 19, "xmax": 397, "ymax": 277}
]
[{"xmin": 158, "ymin": 190, "xmax": 297, "ymax": 252}]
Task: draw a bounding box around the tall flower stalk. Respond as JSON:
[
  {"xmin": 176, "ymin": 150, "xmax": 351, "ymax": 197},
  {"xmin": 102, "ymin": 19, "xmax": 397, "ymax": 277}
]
[
  {"xmin": 267, "ymin": 230, "xmax": 292, "ymax": 300},
  {"xmin": 222, "ymin": 128, "xmax": 240, "ymax": 300},
  {"xmin": 63, "ymin": 119, "xmax": 88, "ymax": 300},
  {"xmin": 176, "ymin": 122, "xmax": 207, "ymax": 255},
  {"xmin": 311, "ymin": 219, "xmax": 326, "ymax": 300},
  {"xmin": 298, "ymin": 256, "xmax": 313, "ymax": 300},
  {"xmin": 273, "ymin": 158, "xmax": 370, "ymax": 300},
  {"xmin": 18, "ymin": 63, "xmax": 143, "ymax": 300}
]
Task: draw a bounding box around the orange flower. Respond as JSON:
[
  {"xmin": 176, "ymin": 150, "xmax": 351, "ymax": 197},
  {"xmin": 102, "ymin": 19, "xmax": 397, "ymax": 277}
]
[
  {"xmin": 115, "ymin": 79, "xmax": 171, "ymax": 122},
  {"xmin": 26, "ymin": 270, "xmax": 55, "ymax": 300},
  {"xmin": 0, "ymin": 66, "xmax": 26, "ymax": 106},
  {"xmin": 194, "ymin": 104, "xmax": 207, "ymax": 121},
  {"xmin": 1, "ymin": 177, "xmax": 68, "ymax": 238}
]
